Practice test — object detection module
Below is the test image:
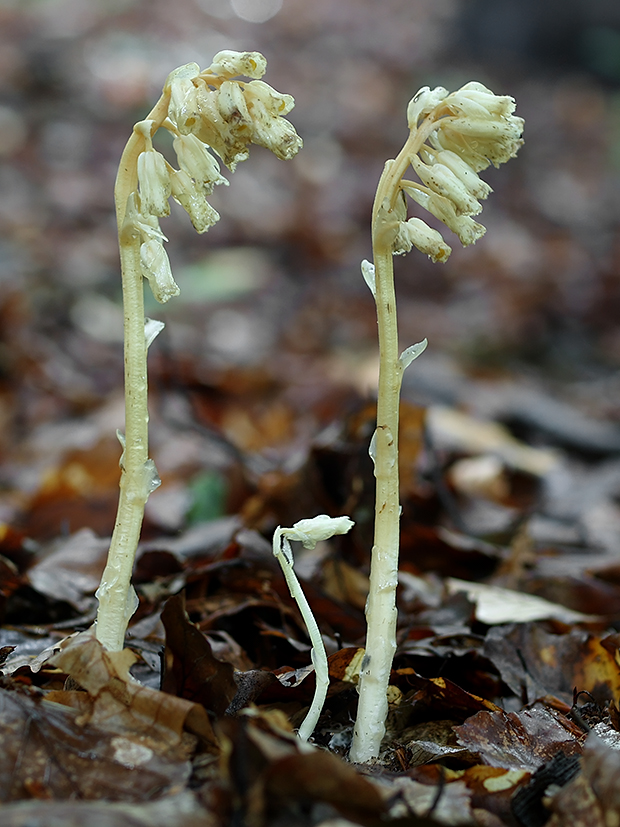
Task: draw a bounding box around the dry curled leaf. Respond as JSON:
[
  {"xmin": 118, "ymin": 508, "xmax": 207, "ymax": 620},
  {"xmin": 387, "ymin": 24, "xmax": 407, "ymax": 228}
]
[{"xmin": 49, "ymin": 631, "xmax": 217, "ymax": 750}]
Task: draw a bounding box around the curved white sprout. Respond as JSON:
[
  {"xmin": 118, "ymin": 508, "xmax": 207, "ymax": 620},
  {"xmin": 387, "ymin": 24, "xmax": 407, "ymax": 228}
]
[{"xmin": 272, "ymin": 515, "xmax": 354, "ymax": 742}]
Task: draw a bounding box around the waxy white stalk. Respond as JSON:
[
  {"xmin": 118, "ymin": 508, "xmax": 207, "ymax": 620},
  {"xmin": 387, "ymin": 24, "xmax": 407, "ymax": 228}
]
[
  {"xmin": 350, "ymin": 82, "xmax": 523, "ymax": 762},
  {"xmin": 95, "ymin": 98, "xmax": 171, "ymax": 653}
]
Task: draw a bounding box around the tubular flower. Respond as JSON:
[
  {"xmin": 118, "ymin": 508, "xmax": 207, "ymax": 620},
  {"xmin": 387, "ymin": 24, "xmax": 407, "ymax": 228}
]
[
  {"xmin": 169, "ymin": 168, "xmax": 220, "ymax": 233},
  {"xmin": 217, "ymin": 80, "xmax": 252, "ymax": 125},
  {"xmin": 172, "ymin": 133, "xmax": 227, "ymax": 193},
  {"xmin": 137, "ymin": 149, "xmax": 171, "ymax": 217},
  {"xmin": 400, "ymin": 183, "xmax": 486, "ymax": 247},
  {"xmin": 164, "ymin": 51, "xmax": 302, "ymax": 172},
  {"xmin": 139, "ymin": 239, "xmax": 180, "ymax": 304},
  {"xmin": 394, "ymin": 217, "xmax": 451, "ymax": 262},
  {"xmin": 207, "ymin": 50, "xmax": 267, "ymax": 80},
  {"xmin": 398, "ymin": 80, "xmax": 523, "ymax": 258},
  {"xmin": 410, "ymin": 154, "xmax": 482, "ymax": 216},
  {"xmin": 168, "ymin": 75, "xmax": 201, "ymax": 134},
  {"xmin": 407, "ymin": 86, "xmax": 448, "ymax": 129}
]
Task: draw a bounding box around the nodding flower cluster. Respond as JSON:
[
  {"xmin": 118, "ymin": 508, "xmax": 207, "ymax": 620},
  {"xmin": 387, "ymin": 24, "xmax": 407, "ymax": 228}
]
[
  {"xmin": 392, "ymin": 81, "xmax": 524, "ymax": 263},
  {"xmin": 127, "ymin": 50, "xmax": 302, "ymax": 303}
]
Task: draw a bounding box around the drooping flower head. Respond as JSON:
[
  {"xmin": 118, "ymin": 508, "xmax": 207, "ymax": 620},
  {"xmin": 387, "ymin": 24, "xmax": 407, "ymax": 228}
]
[
  {"xmin": 129, "ymin": 51, "xmax": 302, "ymax": 303},
  {"xmin": 392, "ymin": 81, "xmax": 523, "ymax": 262},
  {"xmin": 165, "ymin": 51, "xmax": 302, "ymax": 170}
]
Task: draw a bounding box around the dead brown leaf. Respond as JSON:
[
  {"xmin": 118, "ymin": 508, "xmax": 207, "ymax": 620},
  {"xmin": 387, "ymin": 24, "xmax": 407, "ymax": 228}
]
[
  {"xmin": 484, "ymin": 623, "xmax": 620, "ymax": 705},
  {"xmin": 161, "ymin": 592, "xmax": 237, "ymax": 717},
  {"xmin": 454, "ymin": 704, "xmax": 583, "ymax": 772},
  {"xmin": 0, "ymin": 684, "xmax": 191, "ymax": 802},
  {"xmin": 266, "ymin": 749, "xmax": 385, "ymax": 825},
  {"xmin": 0, "ymin": 791, "xmax": 214, "ymax": 827},
  {"xmin": 49, "ymin": 631, "xmax": 217, "ymax": 750}
]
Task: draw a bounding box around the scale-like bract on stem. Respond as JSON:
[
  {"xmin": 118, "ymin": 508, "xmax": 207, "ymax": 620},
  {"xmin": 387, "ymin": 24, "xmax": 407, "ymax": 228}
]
[
  {"xmin": 95, "ymin": 52, "xmax": 302, "ymax": 653},
  {"xmin": 350, "ymin": 81, "xmax": 523, "ymax": 763}
]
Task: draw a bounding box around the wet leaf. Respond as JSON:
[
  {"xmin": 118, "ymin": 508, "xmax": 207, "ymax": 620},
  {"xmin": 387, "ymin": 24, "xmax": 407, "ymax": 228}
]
[
  {"xmin": 161, "ymin": 592, "xmax": 237, "ymax": 716},
  {"xmin": 394, "ymin": 671, "xmax": 502, "ymax": 721},
  {"xmin": 26, "ymin": 528, "xmax": 108, "ymax": 612},
  {"xmin": 454, "ymin": 705, "xmax": 583, "ymax": 772},
  {"xmin": 484, "ymin": 624, "xmax": 620, "ymax": 705},
  {"xmin": 388, "ymin": 775, "xmax": 474, "ymax": 825},
  {"xmin": 446, "ymin": 578, "xmax": 594, "ymax": 625}
]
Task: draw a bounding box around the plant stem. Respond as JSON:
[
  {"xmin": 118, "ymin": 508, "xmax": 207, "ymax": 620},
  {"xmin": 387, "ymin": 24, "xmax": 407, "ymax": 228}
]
[
  {"xmin": 350, "ymin": 120, "xmax": 434, "ymax": 763},
  {"xmin": 95, "ymin": 94, "xmax": 170, "ymax": 652},
  {"xmin": 273, "ymin": 530, "xmax": 329, "ymax": 743},
  {"xmin": 349, "ymin": 241, "xmax": 400, "ymax": 763}
]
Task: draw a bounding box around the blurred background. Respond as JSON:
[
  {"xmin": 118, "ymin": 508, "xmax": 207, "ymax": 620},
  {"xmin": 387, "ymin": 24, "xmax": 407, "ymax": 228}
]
[{"xmin": 2, "ymin": 0, "xmax": 620, "ymax": 545}]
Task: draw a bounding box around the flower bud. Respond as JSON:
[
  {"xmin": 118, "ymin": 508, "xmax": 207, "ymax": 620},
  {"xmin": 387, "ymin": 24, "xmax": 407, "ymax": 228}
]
[
  {"xmin": 168, "ymin": 76, "xmax": 200, "ymax": 133},
  {"xmin": 452, "ymin": 82, "xmax": 517, "ymax": 117},
  {"xmin": 444, "ymin": 116, "xmax": 524, "ymax": 142},
  {"xmin": 407, "ymin": 86, "xmax": 448, "ymax": 129},
  {"xmin": 442, "ymin": 211, "xmax": 486, "ymax": 246},
  {"xmin": 217, "ymin": 80, "xmax": 251, "ymax": 124},
  {"xmin": 140, "ymin": 240, "xmax": 180, "ymax": 303},
  {"xmin": 245, "ymin": 80, "xmax": 295, "ymax": 118},
  {"xmin": 137, "ymin": 150, "xmax": 171, "ymax": 217},
  {"xmin": 250, "ymin": 114, "xmax": 303, "ymax": 161},
  {"xmin": 164, "ymin": 62, "xmax": 200, "ymax": 90},
  {"xmin": 281, "ymin": 515, "xmax": 355, "ymax": 549},
  {"xmin": 445, "ymin": 96, "xmax": 498, "ymax": 121}
]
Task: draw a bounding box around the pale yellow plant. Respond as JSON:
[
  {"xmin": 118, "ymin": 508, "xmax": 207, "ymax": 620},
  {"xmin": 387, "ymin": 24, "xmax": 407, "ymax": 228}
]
[
  {"xmin": 350, "ymin": 81, "xmax": 524, "ymax": 763},
  {"xmin": 95, "ymin": 51, "xmax": 302, "ymax": 652}
]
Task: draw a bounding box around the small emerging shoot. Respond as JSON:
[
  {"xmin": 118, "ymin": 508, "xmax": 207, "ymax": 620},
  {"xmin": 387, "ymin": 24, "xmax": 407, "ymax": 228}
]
[{"xmin": 273, "ymin": 515, "xmax": 354, "ymax": 742}]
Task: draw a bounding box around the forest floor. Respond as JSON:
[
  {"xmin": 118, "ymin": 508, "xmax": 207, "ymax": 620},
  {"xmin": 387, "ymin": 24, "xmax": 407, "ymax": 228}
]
[{"xmin": 2, "ymin": 1, "xmax": 620, "ymax": 825}]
